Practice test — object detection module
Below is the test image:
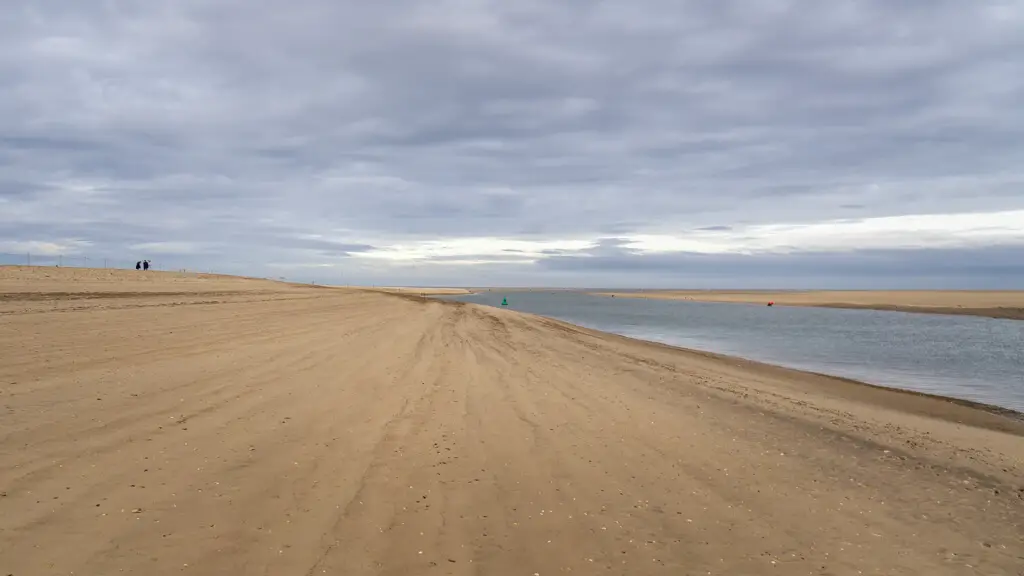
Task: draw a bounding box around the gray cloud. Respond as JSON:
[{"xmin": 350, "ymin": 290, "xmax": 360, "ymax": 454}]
[
  {"xmin": 533, "ymin": 244, "xmax": 1024, "ymax": 289},
  {"xmin": 2, "ymin": 0, "xmax": 1024, "ymax": 286}
]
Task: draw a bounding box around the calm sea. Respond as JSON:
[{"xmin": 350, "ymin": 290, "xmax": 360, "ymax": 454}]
[{"xmin": 446, "ymin": 291, "xmax": 1024, "ymax": 413}]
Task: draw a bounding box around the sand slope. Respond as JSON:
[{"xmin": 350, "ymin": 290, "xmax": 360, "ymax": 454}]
[
  {"xmin": 596, "ymin": 290, "xmax": 1024, "ymax": 320},
  {"xmin": 2, "ymin": 268, "xmax": 1022, "ymax": 575}
]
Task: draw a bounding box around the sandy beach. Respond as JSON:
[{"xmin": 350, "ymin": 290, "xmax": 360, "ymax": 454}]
[
  {"xmin": 596, "ymin": 290, "xmax": 1024, "ymax": 320},
  {"xmin": 373, "ymin": 287, "xmax": 475, "ymax": 296},
  {"xmin": 2, "ymin": 267, "xmax": 1022, "ymax": 575}
]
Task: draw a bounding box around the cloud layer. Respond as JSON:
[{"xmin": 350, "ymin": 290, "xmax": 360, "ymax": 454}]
[{"xmin": 2, "ymin": 1, "xmax": 1023, "ymax": 286}]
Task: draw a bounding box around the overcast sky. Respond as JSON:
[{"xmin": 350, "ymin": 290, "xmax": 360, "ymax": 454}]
[{"xmin": 2, "ymin": 1, "xmax": 1023, "ymax": 287}]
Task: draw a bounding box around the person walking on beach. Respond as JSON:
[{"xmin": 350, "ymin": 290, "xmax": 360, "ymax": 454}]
[
  {"xmin": 136, "ymin": 261, "xmax": 142, "ymax": 270},
  {"xmin": 143, "ymin": 260, "xmax": 150, "ymax": 271}
]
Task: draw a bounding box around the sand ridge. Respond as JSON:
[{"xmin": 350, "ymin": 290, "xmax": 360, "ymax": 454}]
[
  {"xmin": 1, "ymin": 267, "xmax": 1023, "ymax": 575},
  {"xmin": 595, "ymin": 289, "xmax": 1024, "ymax": 320}
]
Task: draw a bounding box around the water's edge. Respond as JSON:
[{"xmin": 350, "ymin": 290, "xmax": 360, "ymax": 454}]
[{"xmin": 433, "ymin": 295, "xmax": 1024, "ymax": 422}]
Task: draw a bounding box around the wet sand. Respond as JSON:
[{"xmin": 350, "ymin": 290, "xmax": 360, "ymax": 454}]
[
  {"xmin": 2, "ymin": 267, "xmax": 1023, "ymax": 575},
  {"xmin": 595, "ymin": 290, "xmax": 1024, "ymax": 320}
]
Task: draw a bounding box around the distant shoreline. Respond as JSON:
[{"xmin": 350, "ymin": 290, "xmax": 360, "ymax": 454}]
[
  {"xmin": 366, "ymin": 286, "xmax": 477, "ymax": 296},
  {"xmin": 592, "ymin": 290, "xmax": 1024, "ymax": 321}
]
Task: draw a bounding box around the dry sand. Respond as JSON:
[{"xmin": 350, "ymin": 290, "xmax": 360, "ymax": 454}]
[
  {"xmin": 2, "ymin": 266, "xmax": 1023, "ymax": 575},
  {"xmin": 596, "ymin": 290, "xmax": 1024, "ymax": 320},
  {"xmin": 373, "ymin": 287, "xmax": 475, "ymax": 296}
]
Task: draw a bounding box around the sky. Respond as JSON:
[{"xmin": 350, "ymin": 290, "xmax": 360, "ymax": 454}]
[{"xmin": 2, "ymin": 0, "xmax": 1023, "ymax": 288}]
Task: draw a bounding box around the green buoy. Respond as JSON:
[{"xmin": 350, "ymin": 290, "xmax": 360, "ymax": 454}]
[{"xmin": 501, "ymin": 297, "xmax": 508, "ymax": 306}]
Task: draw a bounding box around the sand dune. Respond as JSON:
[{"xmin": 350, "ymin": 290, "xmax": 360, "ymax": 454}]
[
  {"xmin": 0, "ymin": 265, "xmax": 313, "ymax": 294},
  {"xmin": 2, "ymin": 267, "xmax": 1022, "ymax": 575},
  {"xmin": 596, "ymin": 289, "xmax": 1024, "ymax": 320}
]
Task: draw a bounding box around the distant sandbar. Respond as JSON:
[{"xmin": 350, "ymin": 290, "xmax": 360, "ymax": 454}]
[{"xmin": 594, "ymin": 290, "xmax": 1024, "ymax": 321}]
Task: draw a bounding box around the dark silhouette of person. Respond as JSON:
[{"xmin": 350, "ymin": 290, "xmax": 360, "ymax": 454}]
[
  {"xmin": 143, "ymin": 260, "xmax": 150, "ymax": 271},
  {"xmin": 136, "ymin": 261, "xmax": 141, "ymax": 270}
]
